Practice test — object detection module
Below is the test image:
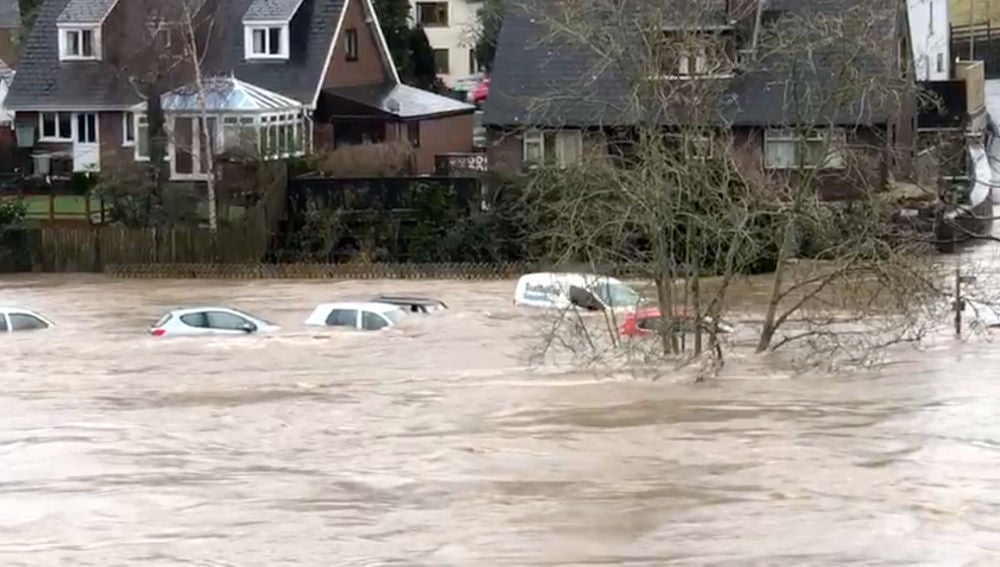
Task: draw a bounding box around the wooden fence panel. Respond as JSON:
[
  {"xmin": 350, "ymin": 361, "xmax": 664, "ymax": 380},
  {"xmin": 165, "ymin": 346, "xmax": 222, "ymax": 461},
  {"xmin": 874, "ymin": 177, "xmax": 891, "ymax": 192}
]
[{"xmin": 27, "ymin": 226, "xmax": 271, "ymax": 271}]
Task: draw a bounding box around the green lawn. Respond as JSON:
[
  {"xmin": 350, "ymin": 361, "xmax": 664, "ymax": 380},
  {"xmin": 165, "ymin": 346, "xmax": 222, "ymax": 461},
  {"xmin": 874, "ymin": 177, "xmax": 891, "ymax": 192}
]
[{"xmin": 6, "ymin": 195, "xmax": 111, "ymax": 222}]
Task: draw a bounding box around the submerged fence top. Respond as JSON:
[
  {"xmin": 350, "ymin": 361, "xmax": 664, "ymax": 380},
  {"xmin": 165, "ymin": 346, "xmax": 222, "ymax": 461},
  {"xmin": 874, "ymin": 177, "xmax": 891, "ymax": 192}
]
[{"xmin": 104, "ymin": 263, "xmax": 663, "ymax": 280}]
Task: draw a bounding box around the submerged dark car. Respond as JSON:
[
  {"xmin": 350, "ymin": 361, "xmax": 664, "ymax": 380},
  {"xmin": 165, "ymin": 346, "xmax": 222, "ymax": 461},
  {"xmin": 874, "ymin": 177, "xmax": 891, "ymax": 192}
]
[{"xmin": 370, "ymin": 295, "xmax": 448, "ymax": 314}]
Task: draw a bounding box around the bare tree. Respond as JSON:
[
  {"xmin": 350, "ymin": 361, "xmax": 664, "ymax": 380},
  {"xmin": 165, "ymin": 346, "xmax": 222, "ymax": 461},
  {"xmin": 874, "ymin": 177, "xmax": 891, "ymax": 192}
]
[
  {"xmin": 180, "ymin": 0, "xmax": 219, "ymax": 232},
  {"xmin": 510, "ymin": 0, "xmax": 949, "ymax": 374}
]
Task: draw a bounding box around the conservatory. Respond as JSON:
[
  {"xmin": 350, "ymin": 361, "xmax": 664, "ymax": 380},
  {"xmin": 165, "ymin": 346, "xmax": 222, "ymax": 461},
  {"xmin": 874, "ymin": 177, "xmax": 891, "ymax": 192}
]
[{"xmin": 136, "ymin": 76, "xmax": 312, "ymax": 180}]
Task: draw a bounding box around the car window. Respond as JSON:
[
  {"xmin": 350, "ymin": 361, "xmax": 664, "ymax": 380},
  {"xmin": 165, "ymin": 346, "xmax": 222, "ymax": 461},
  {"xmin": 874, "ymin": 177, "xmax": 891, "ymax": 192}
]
[
  {"xmin": 154, "ymin": 313, "xmax": 173, "ymax": 327},
  {"xmin": 325, "ymin": 309, "xmax": 359, "ymax": 328},
  {"xmin": 9, "ymin": 313, "xmax": 48, "ymax": 331},
  {"xmin": 230, "ymin": 308, "xmax": 271, "ymax": 326},
  {"xmin": 382, "ymin": 308, "xmax": 404, "ymax": 326},
  {"xmin": 180, "ymin": 312, "xmax": 209, "ymax": 328},
  {"xmin": 362, "ymin": 311, "xmax": 390, "ymax": 330},
  {"xmin": 0, "ymin": 314, "xmax": 7, "ymax": 332},
  {"xmin": 206, "ymin": 311, "xmax": 252, "ymax": 330}
]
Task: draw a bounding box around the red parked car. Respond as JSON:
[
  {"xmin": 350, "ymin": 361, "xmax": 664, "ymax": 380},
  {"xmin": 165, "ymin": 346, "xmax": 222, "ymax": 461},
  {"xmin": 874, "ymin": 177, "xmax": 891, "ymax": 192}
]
[
  {"xmin": 620, "ymin": 307, "xmax": 734, "ymax": 338},
  {"xmin": 468, "ymin": 76, "xmax": 490, "ymax": 105}
]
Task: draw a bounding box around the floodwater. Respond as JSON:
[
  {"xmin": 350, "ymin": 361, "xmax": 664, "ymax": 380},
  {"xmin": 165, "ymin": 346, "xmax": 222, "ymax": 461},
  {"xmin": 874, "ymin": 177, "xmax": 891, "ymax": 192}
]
[{"xmin": 3, "ymin": 270, "xmax": 1000, "ymax": 566}]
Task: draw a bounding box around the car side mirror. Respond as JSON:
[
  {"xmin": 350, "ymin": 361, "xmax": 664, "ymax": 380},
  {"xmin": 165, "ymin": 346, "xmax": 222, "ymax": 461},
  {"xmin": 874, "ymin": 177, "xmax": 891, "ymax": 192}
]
[{"xmin": 241, "ymin": 322, "xmax": 257, "ymax": 334}]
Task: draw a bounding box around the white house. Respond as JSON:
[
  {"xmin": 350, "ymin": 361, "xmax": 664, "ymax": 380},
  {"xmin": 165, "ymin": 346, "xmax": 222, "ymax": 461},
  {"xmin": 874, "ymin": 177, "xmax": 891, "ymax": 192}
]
[
  {"xmin": 411, "ymin": 0, "xmax": 483, "ymax": 87},
  {"xmin": 908, "ymin": 0, "xmax": 950, "ymax": 81}
]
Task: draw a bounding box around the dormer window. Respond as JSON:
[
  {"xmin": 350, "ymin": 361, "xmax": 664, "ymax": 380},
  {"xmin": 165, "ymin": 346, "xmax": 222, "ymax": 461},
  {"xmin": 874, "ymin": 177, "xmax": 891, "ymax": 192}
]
[
  {"xmin": 59, "ymin": 26, "xmax": 100, "ymax": 60},
  {"xmin": 245, "ymin": 25, "xmax": 289, "ymax": 59}
]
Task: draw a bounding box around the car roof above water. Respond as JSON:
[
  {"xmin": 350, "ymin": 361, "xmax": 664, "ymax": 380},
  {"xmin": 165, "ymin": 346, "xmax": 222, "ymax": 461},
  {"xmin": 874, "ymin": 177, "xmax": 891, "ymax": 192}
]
[{"xmin": 313, "ymin": 302, "xmax": 403, "ymax": 313}]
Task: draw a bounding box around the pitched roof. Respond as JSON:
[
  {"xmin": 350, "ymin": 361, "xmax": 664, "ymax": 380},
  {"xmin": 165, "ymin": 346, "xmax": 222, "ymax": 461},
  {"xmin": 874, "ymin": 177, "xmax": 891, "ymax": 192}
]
[
  {"xmin": 202, "ymin": 0, "xmax": 351, "ymax": 105},
  {"xmin": 162, "ymin": 76, "xmax": 305, "ymax": 111},
  {"xmin": 483, "ymin": 0, "xmax": 899, "ymax": 129},
  {"xmin": 7, "ymin": 0, "xmax": 139, "ymax": 110},
  {"xmin": 9, "ymin": 0, "xmax": 373, "ymax": 110},
  {"xmin": 326, "ymin": 82, "xmax": 475, "ymax": 119},
  {"xmin": 0, "ymin": 0, "xmax": 20, "ymax": 28},
  {"xmin": 56, "ymin": 0, "xmax": 118, "ymax": 24},
  {"xmin": 244, "ymin": 0, "xmax": 305, "ymax": 22}
]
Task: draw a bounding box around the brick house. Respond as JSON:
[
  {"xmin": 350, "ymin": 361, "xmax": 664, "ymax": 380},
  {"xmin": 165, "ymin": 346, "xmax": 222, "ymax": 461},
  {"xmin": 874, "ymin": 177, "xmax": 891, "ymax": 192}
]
[
  {"xmin": 482, "ymin": 0, "xmax": 958, "ymax": 201},
  {"xmin": 6, "ymin": 0, "xmax": 475, "ymax": 178}
]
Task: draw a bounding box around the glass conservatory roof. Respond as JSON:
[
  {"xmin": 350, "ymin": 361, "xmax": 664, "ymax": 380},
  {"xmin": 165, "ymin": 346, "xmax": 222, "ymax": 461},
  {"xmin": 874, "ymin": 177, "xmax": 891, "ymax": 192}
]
[{"xmin": 160, "ymin": 76, "xmax": 304, "ymax": 112}]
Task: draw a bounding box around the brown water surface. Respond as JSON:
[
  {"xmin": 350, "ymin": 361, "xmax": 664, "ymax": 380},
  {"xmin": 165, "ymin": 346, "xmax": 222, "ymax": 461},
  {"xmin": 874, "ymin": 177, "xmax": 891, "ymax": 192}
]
[{"xmin": 2, "ymin": 274, "xmax": 1000, "ymax": 565}]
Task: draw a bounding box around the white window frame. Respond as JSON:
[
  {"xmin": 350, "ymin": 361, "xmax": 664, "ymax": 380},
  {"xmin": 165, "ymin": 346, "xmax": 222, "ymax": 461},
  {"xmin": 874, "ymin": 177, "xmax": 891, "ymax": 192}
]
[
  {"xmin": 135, "ymin": 114, "xmax": 150, "ymax": 161},
  {"xmin": 38, "ymin": 112, "xmax": 73, "ymax": 141},
  {"xmin": 58, "ymin": 26, "xmax": 100, "ymax": 61},
  {"xmin": 244, "ymin": 23, "xmax": 289, "ymax": 59},
  {"xmin": 122, "ymin": 112, "xmax": 135, "ymax": 146},
  {"xmin": 75, "ymin": 112, "xmax": 98, "ymax": 144},
  {"xmin": 522, "ymin": 129, "xmax": 582, "ymax": 167},
  {"xmin": 167, "ymin": 111, "xmax": 307, "ymax": 180},
  {"xmin": 765, "ymin": 128, "xmax": 846, "ymax": 170}
]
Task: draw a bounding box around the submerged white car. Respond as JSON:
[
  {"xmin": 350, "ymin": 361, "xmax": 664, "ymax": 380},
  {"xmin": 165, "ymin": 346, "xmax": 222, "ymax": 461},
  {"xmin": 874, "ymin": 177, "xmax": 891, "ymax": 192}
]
[
  {"xmin": 0, "ymin": 308, "xmax": 54, "ymax": 332},
  {"xmin": 305, "ymin": 302, "xmax": 405, "ymax": 331},
  {"xmin": 149, "ymin": 307, "xmax": 280, "ymax": 337}
]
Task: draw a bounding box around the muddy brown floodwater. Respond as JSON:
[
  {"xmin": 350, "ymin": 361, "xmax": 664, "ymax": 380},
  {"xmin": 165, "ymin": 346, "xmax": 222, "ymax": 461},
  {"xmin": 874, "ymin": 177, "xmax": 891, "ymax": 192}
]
[{"xmin": 3, "ymin": 273, "xmax": 1000, "ymax": 566}]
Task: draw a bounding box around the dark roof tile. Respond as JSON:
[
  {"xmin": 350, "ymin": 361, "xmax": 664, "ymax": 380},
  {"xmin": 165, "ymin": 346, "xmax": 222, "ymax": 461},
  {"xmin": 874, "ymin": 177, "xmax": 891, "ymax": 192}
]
[
  {"xmin": 484, "ymin": 0, "xmax": 897, "ymax": 128},
  {"xmin": 8, "ymin": 0, "xmax": 138, "ymax": 109},
  {"xmin": 244, "ymin": 0, "xmax": 305, "ymax": 22},
  {"xmin": 57, "ymin": 0, "xmax": 118, "ymax": 24}
]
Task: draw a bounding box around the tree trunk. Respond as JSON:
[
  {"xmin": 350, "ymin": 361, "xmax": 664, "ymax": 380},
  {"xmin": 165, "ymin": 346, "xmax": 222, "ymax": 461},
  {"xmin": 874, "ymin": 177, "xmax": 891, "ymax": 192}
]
[{"xmin": 757, "ymin": 221, "xmax": 794, "ymax": 353}]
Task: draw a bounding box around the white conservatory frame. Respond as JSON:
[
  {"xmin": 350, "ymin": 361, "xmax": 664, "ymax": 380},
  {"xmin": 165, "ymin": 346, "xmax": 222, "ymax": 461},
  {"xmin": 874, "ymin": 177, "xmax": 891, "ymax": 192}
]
[{"xmin": 134, "ymin": 77, "xmax": 313, "ymax": 181}]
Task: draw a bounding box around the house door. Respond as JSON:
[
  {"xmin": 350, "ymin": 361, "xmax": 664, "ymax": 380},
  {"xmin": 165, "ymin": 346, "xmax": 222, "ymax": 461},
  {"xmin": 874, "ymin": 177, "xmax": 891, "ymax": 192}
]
[{"xmin": 72, "ymin": 112, "xmax": 99, "ymax": 172}]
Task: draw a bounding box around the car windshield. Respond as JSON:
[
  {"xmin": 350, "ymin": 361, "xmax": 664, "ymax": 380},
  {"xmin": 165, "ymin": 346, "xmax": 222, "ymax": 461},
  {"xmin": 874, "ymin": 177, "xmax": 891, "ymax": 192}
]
[
  {"xmin": 382, "ymin": 308, "xmax": 404, "ymax": 326},
  {"xmin": 590, "ymin": 281, "xmax": 640, "ymax": 308},
  {"xmin": 154, "ymin": 313, "xmax": 172, "ymax": 327},
  {"xmin": 230, "ymin": 309, "xmax": 272, "ymax": 326}
]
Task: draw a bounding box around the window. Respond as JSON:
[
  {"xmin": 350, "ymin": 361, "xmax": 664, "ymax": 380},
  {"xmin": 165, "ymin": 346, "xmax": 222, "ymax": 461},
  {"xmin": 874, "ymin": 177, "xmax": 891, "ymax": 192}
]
[
  {"xmin": 678, "ymin": 49, "xmax": 708, "ymax": 76},
  {"xmin": 325, "ymin": 309, "xmax": 358, "ymax": 328},
  {"xmin": 362, "ymin": 311, "xmax": 390, "ymax": 330},
  {"xmin": 247, "ymin": 25, "xmax": 286, "ymax": 58},
  {"xmin": 61, "ymin": 28, "xmax": 97, "ymax": 59},
  {"xmin": 206, "ymin": 311, "xmax": 252, "ymax": 331},
  {"xmin": 468, "ymin": 49, "xmax": 481, "ymax": 75},
  {"xmin": 416, "ymin": 2, "xmax": 448, "ymax": 26},
  {"xmin": 180, "ymin": 312, "xmax": 209, "ymax": 327},
  {"xmin": 122, "ymin": 113, "xmax": 135, "ymax": 146},
  {"xmin": 407, "ymin": 122, "xmax": 420, "ymax": 147},
  {"xmin": 39, "ymin": 112, "xmax": 72, "ymax": 141},
  {"xmin": 433, "ymin": 49, "xmax": 450, "ymax": 74},
  {"xmin": 345, "ymin": 28, "xmax": 358, "ymax": 61},
  {"xmin": 673, "ymin": 133, "xmax": 713, "ymax": 159},
  {"xmin": 936, "ymin": 52, "xmax": 944, "ymax": 73},
  {"xmin": 136, "ymin": 114, "xmax": 150, "ymax": 160},
  {"xmin": 522, "ymin": 129, "xmax": 583, "ymax": 167},
  {"xmin": 9, "ymin": 313, "xmax": 48, "ymax": 331},
  {"xmin": 764, "ymin": 128, "xmax": 846, "ymax": 170},
  {"xmin": 77, "ymin": 113, "xmax": 97, "ymax": 144},
  {"xmin": 0, "ymin": 315, "xmax": 7, "ymax": 332}
]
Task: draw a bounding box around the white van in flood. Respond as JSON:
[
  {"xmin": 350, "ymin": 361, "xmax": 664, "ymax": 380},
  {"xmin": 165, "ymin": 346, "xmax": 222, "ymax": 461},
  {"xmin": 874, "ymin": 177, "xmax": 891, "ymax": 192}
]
[{"xmin": 513, "ymin": 272, "xmax": 643, "ymax": 311}]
